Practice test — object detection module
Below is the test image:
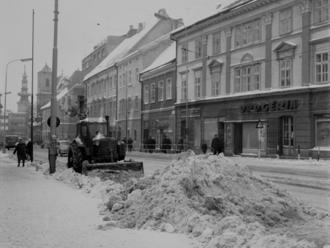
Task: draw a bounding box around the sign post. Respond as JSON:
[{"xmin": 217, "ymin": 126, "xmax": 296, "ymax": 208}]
[{"xmin": 256, "ymin": 119, "xmax": 264, "ymax": 159}]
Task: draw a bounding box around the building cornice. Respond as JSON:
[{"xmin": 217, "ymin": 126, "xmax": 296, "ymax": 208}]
[{"xmin": 171, "ymin": 0, "xmax": 279, "ymax": 40}]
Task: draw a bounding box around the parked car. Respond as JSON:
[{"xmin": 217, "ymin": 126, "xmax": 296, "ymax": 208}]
[
  {"xmin": 57, "ymin": 140, "xmax": 70, "ymax": 156},
  {"xmin": 5, "ymin": 135, "xmax": 19, "ymax": 150}
]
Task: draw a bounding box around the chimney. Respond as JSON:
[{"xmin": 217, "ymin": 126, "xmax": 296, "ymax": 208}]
[
  {"xmin": 155, "ymin": 8, "xmax": 169, "ymax": 20},
  {"xmin": 137, "ymin": 22, "xmax": 144, "ymax": 32},
  {"xmin": 126, "ymin": 24, "xmax": 137, "ymax": 38}
]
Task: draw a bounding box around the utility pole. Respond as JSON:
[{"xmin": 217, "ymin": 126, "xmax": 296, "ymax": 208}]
[
  {"xmin": 30, "ymin": 9, "xmax": 35, "ymax": 162},
  {"xmin": 49, "ymin": 0, "xmax": 59, "ymax": 174}
]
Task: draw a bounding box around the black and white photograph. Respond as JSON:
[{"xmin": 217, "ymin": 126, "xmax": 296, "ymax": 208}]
[{"xmin": 0, "ymin": 0, "xmax": 329, "ymax": 247}]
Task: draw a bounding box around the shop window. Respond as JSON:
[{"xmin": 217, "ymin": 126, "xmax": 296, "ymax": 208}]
[
  {"xmin": 316, "ymin": 119, "xmax": 330, "ymax": 147},
  {"xmin": 280, "ymin": 58, "xmax": 292, "ymax": 87},
  {"xmin": 158, "ymin": 80, "xmax": 164, "ymax": 101},
  {"xmin": 203, "ymin": 118, "xmax": 218, "ymax": 147},
  {"xmin": 166, "ymin": 78, "xmax": 172, "ymax": 100},
  {"xmin": 143, "ymin": 85, "xmax": 149, "ymax": 104},
  {"xmin": 315, "ymin": 51, "xmax": 329, "ymax": 83},
  {"xmin": 279, "ymin": 8, "xmax": 292, "ymax": 35},
  {"xmin": 212, "ymin": 31, "xmax": 221, "ymax": 55},
  {"xmin": 282, "ymin": 116, "xmax": 294, "ymax": 147},
  {"xmin": 313, "ymin": 0, "xmax": 329, "ymax": 24},
  {"xmin": 194, "ymin": 69, "xmax": 202, "ymax": 98}
]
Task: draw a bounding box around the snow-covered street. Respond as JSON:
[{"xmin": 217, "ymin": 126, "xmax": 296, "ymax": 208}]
[{"xmin": 0, "ymin": 153, "xmax": 196, "ymax": 248}]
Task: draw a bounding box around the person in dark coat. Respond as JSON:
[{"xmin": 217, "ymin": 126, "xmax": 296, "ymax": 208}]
[
  {"xmin": 13, "ymin": 138, "xmax": 27, "ymax": 167},
  {"xmin": 211, "ymin": 134, "xmax": 222, "ymax": 155},
  {"xmin": 201, "ymin": 143, "xmax": 208, "ymax": 154},
  {"xmin": 162, "ymin": 135, "xmax": 172, "ymax": 153},
  {"xmin": 127, "ymin": 137, "xmax": 133, "ymax": 152},
  {"xmin": 26, "ymin": 139, "xmax": 33, "ymax": 161},
  {"xmin": 177, "ymin": 138, "xmax": 184, "ymax": 152}
]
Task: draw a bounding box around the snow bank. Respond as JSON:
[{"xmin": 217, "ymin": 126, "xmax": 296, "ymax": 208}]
[{"xmin": 105, "ymin": 154, "xmax": 329, "ymax": 248}]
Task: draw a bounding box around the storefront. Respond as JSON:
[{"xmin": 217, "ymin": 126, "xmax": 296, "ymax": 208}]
[
  {"xmin": 198, "ymin": 87, "xmax": 330, "ymax": 158},
  {"xmin": 141, "ymin": 108, "xmax": 176, "ymax": 151}
]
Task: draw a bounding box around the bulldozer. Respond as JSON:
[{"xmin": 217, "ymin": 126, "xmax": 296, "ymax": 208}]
[{"xmin": 67, "ymin": 96, "xmax": 143, "ymax": 176}]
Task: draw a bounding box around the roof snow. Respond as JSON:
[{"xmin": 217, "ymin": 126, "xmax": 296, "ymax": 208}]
[
  {"xmin": 141, "ymin": 42, "xmax": 176, "ymax": 74},
  {"xmin": 84, "ymin": 18, "xmax": 159, "ymax": 81}
]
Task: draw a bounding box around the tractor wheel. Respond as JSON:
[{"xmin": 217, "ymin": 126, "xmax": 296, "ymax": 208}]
[
  {"xmin": 67, "ymin": 149, "xmax": 73, "ymax": 168},
  {"xmin": 72, "ymin": 146, "xmax": 83, "ymax": 173}
]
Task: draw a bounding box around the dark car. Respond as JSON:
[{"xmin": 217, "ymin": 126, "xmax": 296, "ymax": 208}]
[{"xmin": 5, "ymin": 135, "xmax": 19, "ymax": 150}]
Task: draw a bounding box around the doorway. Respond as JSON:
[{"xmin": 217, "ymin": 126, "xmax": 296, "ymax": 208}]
[{"xmin": 233, "ymin": 123, "xmax": 243, "ymax": 154}]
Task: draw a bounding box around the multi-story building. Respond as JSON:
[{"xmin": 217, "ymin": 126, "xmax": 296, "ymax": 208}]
[
  {"xmin": 140, "ymin": 42, "xmax": 176, "ymax": 151},
  {"xmin": 171, "ymin": 0, "xmax": 330, "ymax": 158},
  {"xmin": 85, "ymin": 9, "xmax": 183, "ymax": 149}
]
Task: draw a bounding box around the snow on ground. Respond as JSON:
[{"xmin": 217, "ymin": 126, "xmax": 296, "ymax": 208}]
[
  {"xmin": 29, "ymin": 151, "xmax": 330, "ymax": 248},
  {"xmin": 1, "ymin": 154, "xmax": 197, "ymax": 248}
]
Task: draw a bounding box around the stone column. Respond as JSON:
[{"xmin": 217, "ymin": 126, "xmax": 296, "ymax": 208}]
[{"xmin": 225, "ymin": 28, "xmax": 232, "ymax": 94}]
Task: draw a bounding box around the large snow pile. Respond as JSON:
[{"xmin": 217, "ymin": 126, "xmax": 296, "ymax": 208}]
[{"xmin": 103, "ymin": 153, "xmax": 329, "ymax": 248}]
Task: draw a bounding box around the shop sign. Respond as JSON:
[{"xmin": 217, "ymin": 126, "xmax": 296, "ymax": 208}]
[
  {"xmin": 240, "ymin": 99, "xmax": 299, "ymax": 114},
  {"xmin": 180, "ymin": 107, "xmax": 200, "ymax": 117}
]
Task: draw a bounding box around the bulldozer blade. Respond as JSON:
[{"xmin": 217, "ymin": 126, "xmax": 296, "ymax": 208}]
[{"xmin": 82, "ymin": 161, "xmax": 144, "ymax": 176}]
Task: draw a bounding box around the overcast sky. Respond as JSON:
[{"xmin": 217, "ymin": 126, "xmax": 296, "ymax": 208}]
[{"xmin": 0, "ymin": 0, "xmax": 232, "ymax": 112}]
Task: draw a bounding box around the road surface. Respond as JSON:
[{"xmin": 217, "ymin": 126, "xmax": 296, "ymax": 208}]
[{"xmin": 0, "ymin": 153, "xmax": 196, "ymax": 248}]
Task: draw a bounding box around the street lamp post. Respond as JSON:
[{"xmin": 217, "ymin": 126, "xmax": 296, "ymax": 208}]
[
  {"xmin": 49, "ymin": 0, "xmax": 59, "ymax": 174},
  {"xmin": 2, "ymin": 58, "xmax": 32, "ymax": 153},
  {"xmin": 30, "ymin": 9, "xmax": 35, "ymax": 162}
]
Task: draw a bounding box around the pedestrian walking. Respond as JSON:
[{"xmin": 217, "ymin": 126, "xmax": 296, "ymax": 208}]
[
  {"xmin": 211, "ymin": 134, "xmax": 222, "ymax": 155},
  {"xmin": 26, "ymin": 139, "xmax": 32, "ymax": 161},
  {"xmin": 127, "ymin": 137, "xmax": 133, "ymax": 152},
  {"xmin": 13, "ymin": 138, "xmax": 27, "ymax": 167}
]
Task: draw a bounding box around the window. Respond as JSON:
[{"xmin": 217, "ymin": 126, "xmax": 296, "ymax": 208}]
[
  {"xmin": 235, "ymin": 19, "xmax": 261, "ymax": 47},
  {"xmin": 45, "ymin": 79, "xmax": 50, "ymax": 88},
  {"xmin": 316, "ymin": 119, "xmax": 330, "ymax": 147},
  {"xmin": 234, "ymin": 64, "xmax": 260, "ymax": 93},
  {"xmin": 195, "ymin": 37, "xmax": 202, "ymax": 59},
  {"xmin": 150, "ymin": 83, "xmax": 156, "ymax": 103},
  {"xmin": 158, "ymin": 81, "xmax": 164, "ymax": 101},
  {"xmin": 280, "ymin": 58, "xmax": 292, "ymax": 87},
  {"xmin": 181, "ymin": 73, "xmax": 188, "ymax": 101},
  {"xmin": 211, "ymin": 66, "xmax": 221, "ymax": 96},
  {"xmin": 166, "ymin": 78, "xmax": 172, "ymax": 100},
  {"xmin": 282, "ymin": 116, "xmax": 294, "ymax": 147},
  {"xmin": 143, "ymin": 85, "xmax": 149, "ymax": 104},
  {"xmin": 127, "ymin": 97, "xmax": 132, "ymax": 114},
  {"xmin": 134, "ymin": 96, "xmax": 139, "ymax": 112},
  {"xmin": 315, "ymin": 52, "xmax": 329, "ymax": 83},
  {"xmin": 279, "ymin": 8, "xmax": 292, "ymax": 35},
  {"xmin": 314, "ymin": 0, "xmax": 329, "ymax": 24},
  {"xmin": 212, "ymin": 31, "xmax": 221, "ymax": 55},
  {"xmin": 194, "ymin": 70, "xmax": 202, "ymax": 98},
  {"xmin": 181, "ymin": 43, "xmax": 188, "ymax": 63},
  {"xmin": 128, "ymin": 70, "xmax": 132, "ymax": 85},
  {"xmin": 109, "ymin": 76, "xmax": 113, "ymax": 89},
  {"xmin": 123, "ymin": 72, "xmax": 127, "ymax": 86},
  {"xmin": 135, "ymin": 68, "xmax": 139, "ymax": 81}
]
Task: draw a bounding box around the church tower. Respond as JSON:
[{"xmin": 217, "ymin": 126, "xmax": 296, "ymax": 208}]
[
  {"xmin": 17, "ymin": 66, "xmax": 31, "ymax": 113},
  {"xmin": 36, "ymin": 64, "xmax": 52, "ymax": 117}
]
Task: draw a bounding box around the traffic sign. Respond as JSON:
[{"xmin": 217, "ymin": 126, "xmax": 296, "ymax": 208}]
[{"xmin": 47, "ymin": 116, "xmax": 60, "ymax": 128}]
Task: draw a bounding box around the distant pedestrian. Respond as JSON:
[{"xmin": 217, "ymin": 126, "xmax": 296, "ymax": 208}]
[
  {"xmin": 201, "ymin": 143, "xmax": 208, "ymax": 154},
  {"xmin": 211, "ymin": 134, "xmax": 222, "ymax": 155},
  {"xmin": 127, "ymin": 137, "xmax": 133, "ymax": 152},
  {"xmin": 177, "ymin": 138, "xmax": 184, "ymax": 152},
  {"xmin": 13, "ymin": 138, "xmax": 27, "ymax": 167},
  {"xmin": 26, "ymin": 139, "xmax": 33, "ymax": 161}
]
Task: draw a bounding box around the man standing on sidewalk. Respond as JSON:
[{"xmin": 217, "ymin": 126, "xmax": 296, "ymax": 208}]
[{"xmin": 13, "ymin": 138, "xmax": 27, "ymax": 167}]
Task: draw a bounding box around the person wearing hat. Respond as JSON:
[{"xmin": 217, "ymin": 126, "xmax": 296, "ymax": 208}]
[{"xmin": 13, "ymin": 137, "xmax": 27, "ymax": 167}]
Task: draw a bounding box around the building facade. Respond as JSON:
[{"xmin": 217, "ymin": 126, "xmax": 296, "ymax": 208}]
[
  {"xmin": 84, "ymin": 9, "xmax": 183, "ymax": 149},
  {"xmin": 171, "ymin": 0, "xmax": 330, "ymax": 157},
  {"xmin": 140, "ymin": 43, "xmax": 177, "ymax": 151}
]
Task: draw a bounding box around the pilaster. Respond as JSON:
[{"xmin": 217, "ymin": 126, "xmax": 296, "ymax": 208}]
[
  {"xmin": 263, "ymin": 12, "xmax": 273, "ymax": 89},
  {"xmin": 225, "ymin": 28, "xmax": 232, "ymax": 94},
  {"xmin": 202, "ymin": 34, "xmax": 208, "ymax": 98},
  {"xmin": 300, "ymin": 0, "xmax": 311, "ymax": 86}
]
